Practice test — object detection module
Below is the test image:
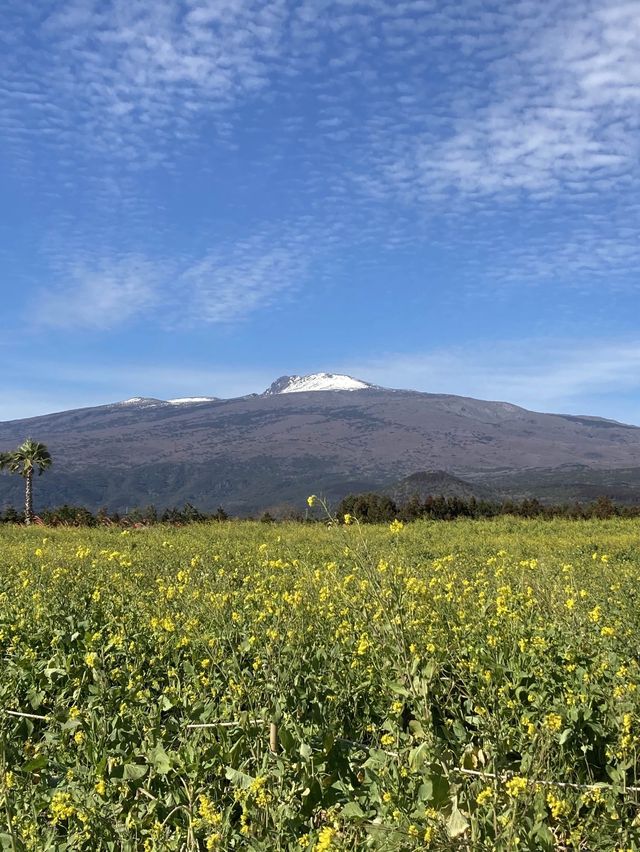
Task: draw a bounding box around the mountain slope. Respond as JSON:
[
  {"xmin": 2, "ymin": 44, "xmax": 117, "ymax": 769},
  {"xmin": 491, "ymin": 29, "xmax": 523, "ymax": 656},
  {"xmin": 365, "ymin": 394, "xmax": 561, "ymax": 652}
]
[
  {"xmin": 1, "ymin": 383, "xmax": 640, "ymax": 513},
  {"xmin": 389, "ymin": 470, "xmax": 496, "ymax": 502}
]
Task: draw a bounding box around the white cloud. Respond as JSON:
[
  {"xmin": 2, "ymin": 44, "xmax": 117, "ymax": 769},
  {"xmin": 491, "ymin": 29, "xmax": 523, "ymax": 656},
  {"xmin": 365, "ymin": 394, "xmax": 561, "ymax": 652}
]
[
  {"xmin": 343, "ymin": 338, "xmax": 640, "ymax": 423},
  {"xmin": 176, "ymin": 231, "xmax": 311, "ymax": 324},
  {"xmin": 35, "ymin": 223, "xmax": 315, "ymax": 329},
  {"xmin": 38, "ymin": 256, "xmax": 161, "ymax": 329},
  {"xmin": 347, "ymin": 0, "xmax": 640, "ymax": 206},
  {"xmin": 4, "ymin": 0, "xmax": 640, "ymax": 324}
]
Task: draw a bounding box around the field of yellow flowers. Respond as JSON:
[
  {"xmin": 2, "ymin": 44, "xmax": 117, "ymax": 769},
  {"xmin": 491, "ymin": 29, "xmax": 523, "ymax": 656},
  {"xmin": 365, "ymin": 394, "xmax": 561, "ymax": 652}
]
[{"xmin": 2, "ymin": 517, "xmax": 640, "ymax": 850}]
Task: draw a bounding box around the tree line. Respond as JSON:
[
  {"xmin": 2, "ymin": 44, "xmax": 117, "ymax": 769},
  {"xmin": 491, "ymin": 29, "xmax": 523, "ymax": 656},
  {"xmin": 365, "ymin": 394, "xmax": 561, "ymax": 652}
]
[
  {"xmin": 0, "ymin": 493, "xmax": 637, "ymax": 527},
  {"xmin": 0, "ymin": 502, "xmax": 231, "ymax": 527},
  {"xmin": 335, "ymin": 492, "xmax": 640, "ymax": 523}
]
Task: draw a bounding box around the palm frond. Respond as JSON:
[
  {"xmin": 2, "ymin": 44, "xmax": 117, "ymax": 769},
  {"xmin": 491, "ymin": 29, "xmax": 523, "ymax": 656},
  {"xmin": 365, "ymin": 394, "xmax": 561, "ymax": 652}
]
[{"xmin": 0, "ymin": 439, "xmax": 53, "ymax": 476}]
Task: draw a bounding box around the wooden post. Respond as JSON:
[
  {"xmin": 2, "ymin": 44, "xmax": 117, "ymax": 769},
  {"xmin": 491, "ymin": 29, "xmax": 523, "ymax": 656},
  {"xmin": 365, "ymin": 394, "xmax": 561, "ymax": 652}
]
[{"xmin": 269, "ymin": 722, "xmax": 279, "ymax": 754}]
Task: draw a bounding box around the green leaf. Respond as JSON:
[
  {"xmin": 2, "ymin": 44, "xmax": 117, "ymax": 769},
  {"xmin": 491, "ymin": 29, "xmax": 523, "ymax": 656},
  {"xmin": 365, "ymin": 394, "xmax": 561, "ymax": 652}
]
[
  {"xmin": 148, "ymin": 744, "xmax": 171, "ymax": 775},
  {"xmin": 533, "ymin": 823, "xmax": 555, "ymax": 849},
  {"xmin": 299, "ymin": 742, "xmax": 313, "ymax": 760},
  {"xmin": 418, "ymin": 780, "xmax": 433, "ymax": 801},
  {"xmin": 23, "ymin": 755, "xmax": 47, "ymax": 772},
  {"xmin": 123, "ymin": 763, "xmax": 148, "ymax": 781},
  {"xmin": 44, "ymin": 667, "xmax": 66, "ymax": 679},
  {"xmin": 431, "ymin": 774, "xmax": 451, "ymax": 807},
  {"xmin": 28, "ymin": 689, "xmax": 45, "ymax": 710},
  {"xmin": 363, "ymin": 749, "xmax": 388, "ymax": 770},
  {"xmin": 341, "ymin": 801, "xmax": 365, "ymax": 819},
  {"xmin": 388, "ymin": 682, "xmax": 410, "ymax": 697},
  {"xmin": 606, "ymin": 765, "xmax": 625, "ymax": 784},
  {"xmin": 447, "ymin": 807, "xmax": 469, "ymax": 838},
  {"xmin": 409, "ymin": 742, "xmax": 430, "ymax": 771},
  {"xmin": 452, "ymin": 721, "xmax": 468, "ymax": 742},
  {"xmin": 278, "ymin": 725, "xmax": 295, "ymax": 755},
  {"xmin": 225, "ymin": 767, "xmax": 255, "ymax": 789},
  {"xmin": 558, "ymin": 728, "xmax": 572, "ymax": 746},
  {"xmin": 422, "ymin": 661, "xmax": 437, "ymax": 680},
  {"xmin": 408, "ymin": 719, "xmax": 426, "ymax": 739}
]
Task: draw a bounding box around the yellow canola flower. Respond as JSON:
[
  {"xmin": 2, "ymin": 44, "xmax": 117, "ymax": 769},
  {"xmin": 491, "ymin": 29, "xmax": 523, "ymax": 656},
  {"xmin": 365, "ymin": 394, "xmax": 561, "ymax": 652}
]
[
  {"xmin": 307, "ymin": 495, "xmax": 317, "ymax": 507},
  {"xmin": 199, "ymin": 794, "xmax": 223, "ymax": 826},
  {"xmin": 49, "ymin": 791, "xmax": 75, "ymax": 824},
  {"xmin": 546, "ymin": 791, "xmax": 570, "ymax": 819},
  {"xmin": 505, "ymin": 776, "xmax": 528, "ymax": 798},
  {"xmin": 316, "ymin": 826, "xmax": 337, "ymax": 851},
  {"xmin": 476, "ymin": 787, "xmax": 493, "ymax": 806},
  {"xmin": 356, "ymin": 634, "xmax": 371, "ymax": 656}
]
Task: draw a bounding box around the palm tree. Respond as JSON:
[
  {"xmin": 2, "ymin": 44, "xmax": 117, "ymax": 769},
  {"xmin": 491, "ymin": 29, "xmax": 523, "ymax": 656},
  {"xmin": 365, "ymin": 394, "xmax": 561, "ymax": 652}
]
[{"xmin": 0, "ymin": 439, "xmax": 53, "ymax": 525}]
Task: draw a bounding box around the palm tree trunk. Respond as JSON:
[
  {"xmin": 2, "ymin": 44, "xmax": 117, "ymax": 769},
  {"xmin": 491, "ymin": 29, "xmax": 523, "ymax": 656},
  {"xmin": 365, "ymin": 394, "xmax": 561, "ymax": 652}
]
[{"xmin": 25, "ymin": 470, "xmax": 33, "ymax": 525}]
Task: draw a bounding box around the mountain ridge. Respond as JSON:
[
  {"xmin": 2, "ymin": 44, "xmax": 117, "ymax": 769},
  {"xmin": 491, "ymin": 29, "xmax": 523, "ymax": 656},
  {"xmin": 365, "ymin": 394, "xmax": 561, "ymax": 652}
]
[{"xmin": 1, "ymin": 377, "xmax": 640, "ymax": 513}]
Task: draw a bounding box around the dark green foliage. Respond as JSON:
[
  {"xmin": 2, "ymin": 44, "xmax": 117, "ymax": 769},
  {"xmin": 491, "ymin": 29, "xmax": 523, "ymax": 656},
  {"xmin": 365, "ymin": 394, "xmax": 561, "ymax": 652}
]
[
  {"xmin": 338, "ymin": 492, "xmax": 640, "ymax": 524},
  {"xmin": 0, "ymin": 505, "xmax": 22, "ymax": 523},
  {"xmin": 1, "ymin": 492, "xmax": 639, "ymax": 527},
  {"xmin": 40, "ymin": 505, "xmax": 97, "ymax": 527},
  {"xmin": 160, "ymin": 503, "xmax": 206, "ymax": 524},
  {"xmin": 336, "ymin": 492, "xmax": 398, "ymax": 523}
]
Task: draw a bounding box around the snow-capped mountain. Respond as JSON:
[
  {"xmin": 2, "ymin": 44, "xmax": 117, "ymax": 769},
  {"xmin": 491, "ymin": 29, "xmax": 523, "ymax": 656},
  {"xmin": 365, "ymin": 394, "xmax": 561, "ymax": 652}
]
[
  {"xmin": 110, "ymin": 376, "xmax": 374, "ymax": 407},
  {"xmin": 263, "ymin": 373, "xmax": 374, "ymax": 395},
  {"xmin": 3, "ymin": 377, "xmax": 640, "ymax": 514}
]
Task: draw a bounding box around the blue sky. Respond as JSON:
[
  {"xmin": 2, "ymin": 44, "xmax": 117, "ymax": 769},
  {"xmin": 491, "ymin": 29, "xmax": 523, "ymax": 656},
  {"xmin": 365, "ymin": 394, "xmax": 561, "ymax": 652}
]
[{"xmin": 2, "ymin": 0, "xmax": 640, "ymax": 423}]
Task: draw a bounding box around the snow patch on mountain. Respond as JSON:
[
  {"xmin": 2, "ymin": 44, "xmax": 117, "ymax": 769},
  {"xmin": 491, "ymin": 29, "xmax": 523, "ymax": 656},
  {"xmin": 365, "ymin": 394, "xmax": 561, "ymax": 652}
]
[
  {"xmin": 168, "ymin": 397, "xmax": 218, "ymax": 405},
  {"xmin": 263, "ymin": 373, "xmax": 374, "ymax": 395},
  {"xmin": 116, "ymin": 397, "xmax": 166, "ymax": 408},
  {"xmin": 113, "ymin": 396, "xmax": 218, "ymax": 409}
]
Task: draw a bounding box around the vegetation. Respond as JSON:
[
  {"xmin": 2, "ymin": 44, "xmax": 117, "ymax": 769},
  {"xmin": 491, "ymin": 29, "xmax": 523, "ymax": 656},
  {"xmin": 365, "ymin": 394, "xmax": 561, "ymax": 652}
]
[
  {"xmin": 337, "ymin": 493, "xmax": 640, "ymax": 523},
  {"xmin": 0, "ymin": 439, "xmax": 52, "ymax": 525},
  {"xmin": 2, "ymin": 518, "xmax": 640, "ymax": 849},
  {"xmin": 2, "ymin": 493, "xmax": 639, "ymax": 527}
]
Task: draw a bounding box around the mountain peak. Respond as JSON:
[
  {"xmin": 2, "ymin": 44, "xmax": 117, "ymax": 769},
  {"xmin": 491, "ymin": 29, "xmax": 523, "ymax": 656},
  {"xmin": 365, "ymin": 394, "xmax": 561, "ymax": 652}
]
[{"xmin": 263, "ymin": 373, "xmax": 375, "ymax": 395}]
